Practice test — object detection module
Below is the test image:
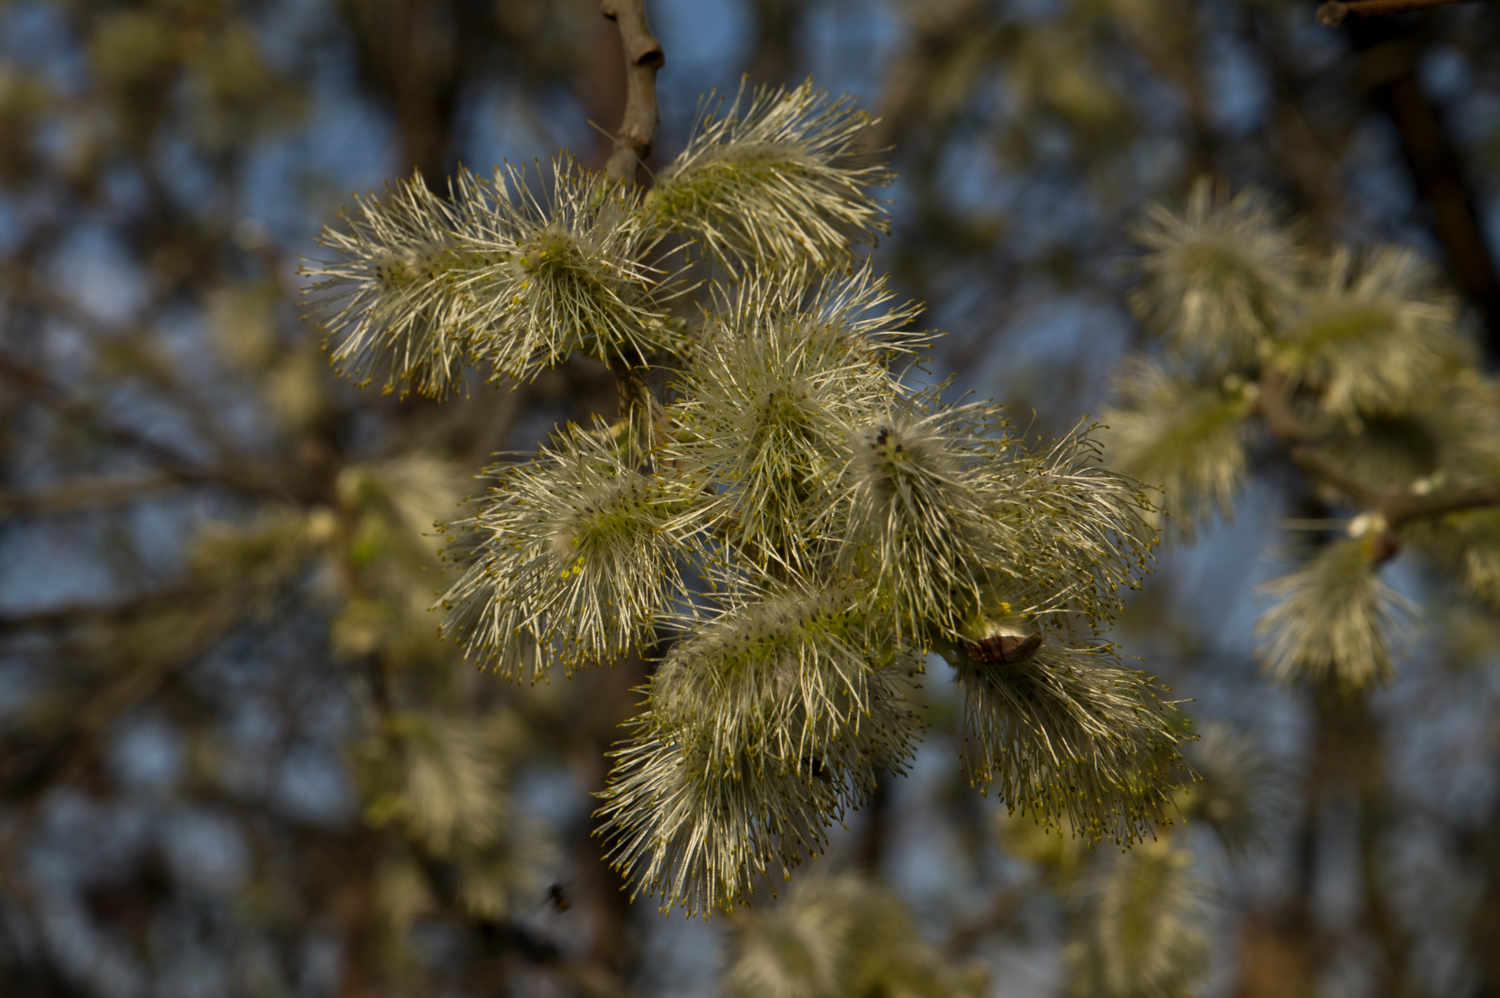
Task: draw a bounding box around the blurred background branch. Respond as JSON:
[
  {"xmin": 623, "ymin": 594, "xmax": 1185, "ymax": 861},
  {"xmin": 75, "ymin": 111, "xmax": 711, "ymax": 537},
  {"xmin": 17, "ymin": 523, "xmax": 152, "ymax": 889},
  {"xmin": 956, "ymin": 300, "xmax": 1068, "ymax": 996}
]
[{"xmin": 1318, "ymin": 0, "xmax": 1494, "ymax": 27}]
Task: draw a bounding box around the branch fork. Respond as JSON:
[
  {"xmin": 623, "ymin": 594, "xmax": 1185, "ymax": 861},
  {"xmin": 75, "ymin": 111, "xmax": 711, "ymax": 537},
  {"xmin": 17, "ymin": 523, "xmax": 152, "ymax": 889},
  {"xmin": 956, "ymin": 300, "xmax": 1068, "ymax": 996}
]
[{"xmin": 1257, "ymin": 364, "xmax": 1500, "ymax": 565}]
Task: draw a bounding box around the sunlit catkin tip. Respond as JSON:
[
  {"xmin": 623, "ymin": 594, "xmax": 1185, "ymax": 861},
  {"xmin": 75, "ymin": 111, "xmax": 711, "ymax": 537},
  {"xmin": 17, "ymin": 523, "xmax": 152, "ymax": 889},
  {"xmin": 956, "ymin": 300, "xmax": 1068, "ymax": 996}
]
[
  {"xmin": 596, "ymin": 733, "xmax": 859, "ymax": 917},
  {"xmin": 304, "ymin": 156, "xmax": 684, "ymax": 400},
  {"xmin": 458, "ymin": 156, "xmax": 687, "ymax": 379},
  {"xmin": 647, "ymin": 80, "xmax": 893, "ymax": 271},
  {"xmin": 671, "ymin": 270, "xmax": 915, "ymax": 570},
  {"xmin": 301, "ymin": 174, "xmax": 478, "ymax": 399},
  {"xmin": 848, "ymin": 410, "xmax": 963, "ymax": 499}
]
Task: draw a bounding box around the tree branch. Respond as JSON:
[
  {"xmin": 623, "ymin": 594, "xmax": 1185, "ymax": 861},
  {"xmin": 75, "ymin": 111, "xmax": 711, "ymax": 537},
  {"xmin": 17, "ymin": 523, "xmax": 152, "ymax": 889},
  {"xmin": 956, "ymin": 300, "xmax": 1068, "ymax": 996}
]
[
  {"xmin": 944, "ymin": 879, "xmax": 1033, "ymax": 958},
  {"xmin": 1317, "ymin": 0, "xmax": 1492, "ymax": 26},
  {"xmin": 474, "ymin": 917, "xmax": 642, "ymax": 998},
  {"xmin": 1255, "ymin": 366, "xmax": 1313, "ymax": 443},
  {"xmin": 0, "ymin": 472, "xmax": 187, "ymax": 517},
  {"xmin": 1257, "ymin": 364, "xmax": 1500, "ymax": 562},
  {"xmin": 1254, "ymin": 366, "xmax": 1379, "ymax": 503},
  {"xmin": 0, "ymin": 584, "xmax": 201, "ymax": 633},
  {"xmin": 608, "ymin": 361, "xmax": 659, "ymax": 460},
  {"xmin": 1285, "ymin": 446, "xmax": 1382, "ymax": 508},
  {"xmin": 1344, "ymin": 17, "xmax": 1500, "ymax": 358},
  {"xmin": 600, "ymin": 0, "xmax": 665, "ymax": 456},
  {"xmin": 421, "ymin": 861, "xmax": 642, "ymax": 998},
  {"xmin": 1381, "ymin": 483, "xmax": 1500, "ymax": 531},
  {"xmin": 601, "ymin": 0, "xmax": 664, "ymax": 187},
  {"xmin": 0, "ymin": 356, "xmax": 302, "ymax": 504}
]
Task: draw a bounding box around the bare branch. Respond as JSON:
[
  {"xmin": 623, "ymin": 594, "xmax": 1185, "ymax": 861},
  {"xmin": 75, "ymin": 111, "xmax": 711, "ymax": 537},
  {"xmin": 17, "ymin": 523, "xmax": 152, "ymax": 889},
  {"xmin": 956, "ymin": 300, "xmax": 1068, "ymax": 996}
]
[
  {"xmin": 601, "ymin": 0, "xmax": 664, "ymax": 187},
  {"xmin": 0, "ymin": 584, "xmax": 202, "ymax": 634},
  {"xmin": 1382, "ymin": 484, "xmax": 1500, "ymax": 531},
  {"xmin": 0, "ymin": 473, "xmax": 187, "ymax": 517},
  {"xmin": 1255, "ymin": 366, "xmax": 1381, "ymax": 505},
  {"xmin": 1317, "ymin": 0, "xmax": 1493, "ymax": 25},
  {"xmin": 1255, "ymin": 366, "xmax": 1314, "ymax": 445},
  {"xmin": 1256, "ymin": 365, "xmax": 1500, "ymax": 563},
  {"xmin": 944, "ymin": 878, "xmax": 1034, "ymax": 958},
  {"xmin": 600, "ymin": 0, "xmax": 666, "ymax": 456},
  {"xmin": 1285, "ymin": 446, "xmax": 1382, "ymax": 509},
  {"xmin": 0, "ymin": 357, "xmax": 303, "ymax": 503},
  {"xmin": 416, "ymin": 860, "xmax": 643, "ymax": 998}
]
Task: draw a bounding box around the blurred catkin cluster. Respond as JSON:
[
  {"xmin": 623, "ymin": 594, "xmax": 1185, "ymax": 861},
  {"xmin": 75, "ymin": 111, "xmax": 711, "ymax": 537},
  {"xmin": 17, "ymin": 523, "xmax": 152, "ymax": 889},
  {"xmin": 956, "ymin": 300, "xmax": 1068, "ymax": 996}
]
[
  {"xmin": 1000, "ymin": 719, "xmax": 1281, "ymax": 998},
  {"xmin": 1104, "ymin": 180, "xmax": 1500, "ymax": 691}
]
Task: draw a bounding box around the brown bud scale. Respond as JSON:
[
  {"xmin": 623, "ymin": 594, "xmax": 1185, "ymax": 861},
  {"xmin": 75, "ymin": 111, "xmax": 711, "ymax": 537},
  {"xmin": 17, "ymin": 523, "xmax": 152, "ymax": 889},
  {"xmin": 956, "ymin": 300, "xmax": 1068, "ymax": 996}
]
[{"xmin": 969, "ymin": 631, "xmax": 1043, "ymax": 665}]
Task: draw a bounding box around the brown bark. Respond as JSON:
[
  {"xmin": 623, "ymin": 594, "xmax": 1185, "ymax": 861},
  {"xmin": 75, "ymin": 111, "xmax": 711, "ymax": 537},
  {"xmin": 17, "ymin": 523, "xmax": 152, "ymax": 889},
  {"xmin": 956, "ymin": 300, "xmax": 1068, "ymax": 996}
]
[
  {"xmin": 572, "ymin": 654, "xmax": 653, "ymax": 982},
  {"xmin": 1319, "ymin": 0, "xmax": 1491, "ymax": 26},
  {"xmin": 1348, "ymin": 19, "xmax": 1500, "ymax": 360},
  {"xmin": 855, "ymin": 771, "xmax": 892, "ymax": 873},
  {"xmin": 600, "ymin": 0, "xmax": 665, "ymax": 187},
  {"xmin": 1256, "ymin": 365, "xmax": 1500, "ymax": 562},
  {"xmin": 1459, "ymin": 797, "xmax": 1500, "ymax": 997},
  {"xmin": 560, "ymin": 6, "xmax": 669, "ymax": 982},
  {"xmin": 335, "ymin": 0, "xmax": 460, "ymax": 187},
  {"xmin": 745, "ymin": 0, "xmax": 803, "ymax": 84}
]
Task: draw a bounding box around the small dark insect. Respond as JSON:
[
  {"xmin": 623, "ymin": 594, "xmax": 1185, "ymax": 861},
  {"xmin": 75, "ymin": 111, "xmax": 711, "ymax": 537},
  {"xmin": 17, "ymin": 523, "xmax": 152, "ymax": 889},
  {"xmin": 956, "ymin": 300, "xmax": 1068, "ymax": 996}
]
[
  {"xmin": 544, "ymin": 882, "xmax": 571, "ymax": 912},
  {"xmin": 801, "ymin": 756, "xmax": 832, "ymax": 783},
  {"xmin": 969, "ymin": 631, "xmax": 1043, "ymax": 665}
]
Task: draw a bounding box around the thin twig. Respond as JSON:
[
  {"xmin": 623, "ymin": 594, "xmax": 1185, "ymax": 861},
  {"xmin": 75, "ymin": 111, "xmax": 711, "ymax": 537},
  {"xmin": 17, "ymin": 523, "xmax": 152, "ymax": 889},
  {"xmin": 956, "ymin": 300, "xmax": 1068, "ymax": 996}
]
[
  {"xmin": 601, "ymin": 0, "xmax": 665, "ymax": 188},
  {"xmin": 0, "ymin": 584, "xmax": 201, "ymax": 633},
  {"xmin": 944, "ymin": 878, "xmax": 1034, "ymax": 958},
  {"xmin": 0, "ymin": 357, "xmax": 301, "ymax": 503},
  {"xmin": 1255, "ymin": 367, "xmax": 1314, "ymax": 444},
  {"xmin": 418, "ymin": 859, "xmax": 643, "ymax": 998},
  {"xmin": 1316, "ymin": 0, "xmax": 1492, "ymax": 26},
  {"xmin": 608, "ymin": 360, "xmax": 660, "ymax": 460},
  {"xmin": 1382, "ymin": 483, "xmax": 1500, "ymax": 531},
  {"xmin": 0, "ymin": 472, "xmax": 187, "ymax": 517},
  {"xmin": 1286, "ymin": 446, "xmax": 1381, "ymax": 508},
  {"xmin": 0, "ymin": 261, "xmax": 252, "ymax": 465},
  {"xmin": 1256, "ymin": 364, "xmax": 1500, "ymax": 563},
  {"xmin": 601, "ymin": 0, "xmax": 666, "ymax": 456}
]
